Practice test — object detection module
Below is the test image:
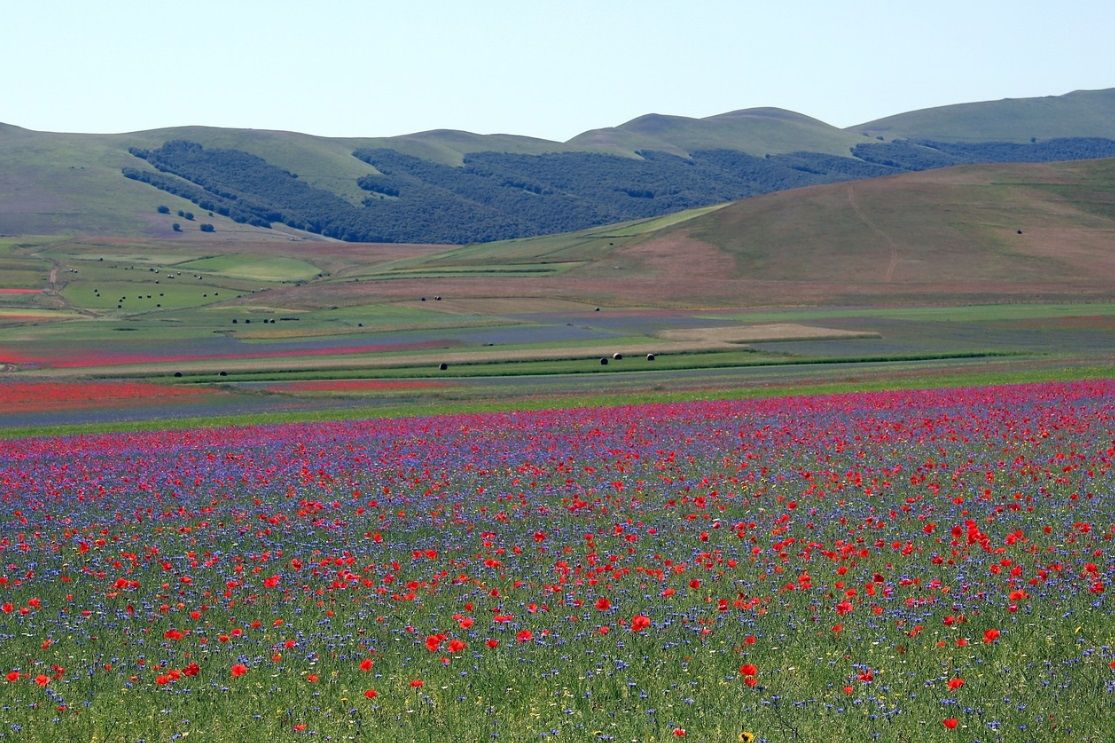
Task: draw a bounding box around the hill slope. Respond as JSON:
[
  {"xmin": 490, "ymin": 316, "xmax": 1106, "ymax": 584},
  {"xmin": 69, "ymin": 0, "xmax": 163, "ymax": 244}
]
[
  {"xmin": 852, "ymin": 88, "xmax": 1115, "ymax": 142},
  {"xmin": 3, "ymin": 87, "xmax": 1115, "ymax": 243},
  {"xmin": 568, "ymin": 107, "xmax": 871, "ymax": 156},
  {"xmin": 374, "ymin": 157, "xmax": 1115, "ymax": 307}
]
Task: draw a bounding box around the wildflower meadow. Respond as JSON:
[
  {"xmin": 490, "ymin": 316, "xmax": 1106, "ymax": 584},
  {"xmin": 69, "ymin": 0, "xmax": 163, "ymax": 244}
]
[{"xmin": 0, "ymin": 381, "xmax": 1111, "ymax": 741}]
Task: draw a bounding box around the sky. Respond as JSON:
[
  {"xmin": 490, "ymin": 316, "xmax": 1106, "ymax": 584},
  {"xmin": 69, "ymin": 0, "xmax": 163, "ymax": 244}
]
[{"xmin": 4, "ymin": 0, "xmax": 1113, "ymax": 142}]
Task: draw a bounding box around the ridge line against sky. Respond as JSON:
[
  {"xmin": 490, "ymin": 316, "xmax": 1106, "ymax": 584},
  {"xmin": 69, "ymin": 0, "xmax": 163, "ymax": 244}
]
[{"xmin": 3, "ymin": 0, "xmax": 1113, "ymax": 142}]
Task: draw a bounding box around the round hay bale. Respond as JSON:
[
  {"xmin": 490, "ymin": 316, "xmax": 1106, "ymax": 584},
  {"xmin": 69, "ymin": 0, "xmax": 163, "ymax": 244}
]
[
  {"xmin": 612, "ymin": 352, "xmax": 623, "ymax": 360},
  {"xmin": 438, "ymin": 362, "xmax": 448, "ymax": 371},
  {"xmin": 599, "ymin": 357, "xmax": 609, "ymax": 365},
  {"xmin": 646, "ymin": 353, "xmax": 656, "ymax": 361}
]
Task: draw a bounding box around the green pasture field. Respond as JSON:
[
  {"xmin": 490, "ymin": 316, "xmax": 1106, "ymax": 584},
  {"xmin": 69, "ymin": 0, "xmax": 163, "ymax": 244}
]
[
  {"xmin": 594, "ymin": 203, "xmax": 730, "ymax": 236},
  {"xmin": 0, "ymin": 261, "xmax": 50, "ymax": 287},
  {"xmin": 363, "ymin": 263, "xmax": 581, "ymax": 279},
  {"xmin": 60, "ymin": 280, "xmax": 242, "ymax": 312},
  {"xmin": 0, "ymin": 277, "xmax": 47, "ymax": 295},
  {"xmin": 173, "ymin": 254, "xmax": 322, "ymax": 282}
]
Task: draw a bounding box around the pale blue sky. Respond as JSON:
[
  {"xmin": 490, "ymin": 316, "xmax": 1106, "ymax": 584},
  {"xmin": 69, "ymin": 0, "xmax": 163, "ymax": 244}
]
[{"xmin": 4, "ymin": 0, "xmax": 1112, "ymax": 141}]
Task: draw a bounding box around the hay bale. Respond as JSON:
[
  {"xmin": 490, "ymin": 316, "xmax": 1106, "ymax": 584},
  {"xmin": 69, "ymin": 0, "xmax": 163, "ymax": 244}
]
[
  {"xmin": 599, "ymin": 357, "xmax": 609, "ymax": 365},
  {"xmin": 612, "ymin": 352, "xmax": 623, "ymax": 360},
  {"xmin": 438, "ymin": 362, "xmax": 448, "ymax": 371},
  {"xmin": 646, "ymin": 353, "xmax": 656, "ymax": 361}
]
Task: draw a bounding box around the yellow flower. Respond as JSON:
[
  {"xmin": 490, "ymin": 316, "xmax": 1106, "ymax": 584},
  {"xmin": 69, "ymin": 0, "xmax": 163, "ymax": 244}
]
[{"xmin": 739, "ymin": 732, "xmax": 756, "ymax": 743}]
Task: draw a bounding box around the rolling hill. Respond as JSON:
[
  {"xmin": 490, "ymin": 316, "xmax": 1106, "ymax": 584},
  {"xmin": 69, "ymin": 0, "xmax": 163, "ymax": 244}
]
[
  {"xmin": 356, "ymin": 157, "xmax": 1115, "ymax": 308},
  {"xmin": 2, "ymin": 87, "xmax": 1114, "ymax": 244},
  {"xmin": 567, "ymin": 107, "xmax": 870, "ymax": 157},
  {"xmin": 851, "ymin": 88, "xmax": 1115, "ymax": 142}
]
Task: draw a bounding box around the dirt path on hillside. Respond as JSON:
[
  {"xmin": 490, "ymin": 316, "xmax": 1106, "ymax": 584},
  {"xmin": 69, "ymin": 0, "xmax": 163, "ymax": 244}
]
[{"xmin": 847, "ymin": 184, "xmax": 899, "ymax": 282}]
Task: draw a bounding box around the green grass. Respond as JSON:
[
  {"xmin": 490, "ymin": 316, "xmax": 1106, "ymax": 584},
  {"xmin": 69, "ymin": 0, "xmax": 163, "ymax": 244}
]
[
  {"xmin": 364, "ymin": 263, "xmax": 580, "ymax": 279},
  {"xmin": 61, "ymin": 280, "xmax": 238, "ymax": 312},
  {"xmin": 854, "ymin": 87, "xmax": 1115, "ymax": 141},
  {"xmin": 174, "ymin": 254, "xmax": 322, "ymax": 282},
  {"xmin": 569, "ymin": 107, "xmax": 875, "ymax": 157}
]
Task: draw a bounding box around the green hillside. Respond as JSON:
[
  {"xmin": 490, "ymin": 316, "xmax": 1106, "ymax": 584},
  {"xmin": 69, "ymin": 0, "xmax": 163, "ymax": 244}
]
[
  {"xmin": 391, "ymin": 157, "xmax": 1115, "ymax": 306},
  {"xmin": 569, "ymin": 107, "xmax": 872, "ymax": 156},
  {"xmin": 3, "ymin": 87, "xmax": 1115, "ymax": 243},
  {"xmin": 852, "ymin": 88, "xmax": 1115, "ymax": 142}
]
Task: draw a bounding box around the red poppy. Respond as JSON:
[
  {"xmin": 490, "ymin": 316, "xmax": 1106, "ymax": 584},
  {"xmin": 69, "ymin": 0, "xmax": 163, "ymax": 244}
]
[
  {"xmin": 630, "ymin": 615, "xmax": 651, "ymax": 632},
  {"xmin": 947, "ymin": 677, "xmax": 965, "ymax": 690},
  {"xmin": 943, "ymin": 718, "xmax": 958, "ymax": 730},
  {"xmin": 595, "ymin": 597, "xmax": 612, "ymax": 611},
  {"xmin": 359, "ymin": 658, "xmax": 374, "ymax": 672},
  {"xmin": 516, "ymin": 629, "xmax": 534, "ymax": 643},
  {"xmin": 409, "ymin": 679, "xmax": 425, "ymax": 688},
  {"xmin": 5, "ymin": 671, "xmax": 19, "ymax": 682},
  {"xmin": 739, "ymin": 664, "xmax": 757, "ymax": 677},
  {"xmin": 230, "ymin": 663, "xmax": 248, "ymax": 678},
  {"xmin": 983, "ymin": 628, "xmax": 1001, "ymax": 644},
  {"xmin": 364, "ymin": 689, "xmax": 378, "ymax": 699}
]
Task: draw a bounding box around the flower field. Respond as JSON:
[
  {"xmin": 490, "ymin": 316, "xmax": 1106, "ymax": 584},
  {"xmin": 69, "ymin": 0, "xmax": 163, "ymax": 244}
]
[
  {"xmin": 0, "ymin": 382, "xmax": 208, "ymax": 415},
  {"xmin": 0, "ymin": 381, "xmax": 1111, "ymax": 741}
]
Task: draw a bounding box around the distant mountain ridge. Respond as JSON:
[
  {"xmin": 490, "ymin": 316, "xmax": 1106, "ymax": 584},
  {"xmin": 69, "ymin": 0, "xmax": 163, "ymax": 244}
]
[
  {"xmin": 2, "ymin": 87, "xmax": 1114, "ymax": 243},
  {"xmin": 853, "ymin": 88, "xmax": 1115, "ymax": 142}
]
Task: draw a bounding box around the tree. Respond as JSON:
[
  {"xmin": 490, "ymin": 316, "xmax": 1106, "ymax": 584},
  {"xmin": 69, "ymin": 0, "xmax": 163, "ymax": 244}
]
[
  {"xmin": 199, "ymin": 223, "xmax": 215, "ymax": 232},
  {"xmin": 172, "ymin": 223, "xmax": 182, "ymax": 232},
  {"xmin": 157, "ymin": 205, "xmax": 170, "ymax": 214}
]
